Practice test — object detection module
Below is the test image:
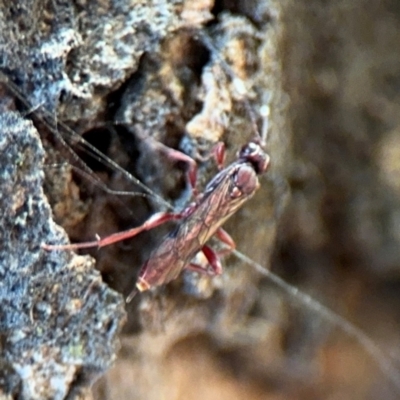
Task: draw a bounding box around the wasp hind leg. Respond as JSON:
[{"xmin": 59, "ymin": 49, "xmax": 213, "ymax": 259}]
[{"xmin": 186, "ymin": 244, "xmax": 223, "ymax": 276}]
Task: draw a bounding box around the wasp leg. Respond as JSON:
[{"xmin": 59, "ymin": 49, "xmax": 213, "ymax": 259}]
[
  {"xmin": 164, "ymin": 141, "xmax": 226, "ymax": 190},
  {"xmin": 214, "ymin": 227, "xmax": 236, "ymax": 257},
  {"xmin": 215, "ymin": 227, "xmax": 235, "ymax": 249},
  {"xmin": 160, "ymin": 145, "xmax": 197, "ymax": 190},
  {"xmin": 42, "ymin": 211, "xmax": 184, "ymax": 251},
  {"xmin": 186, "ymin": 244, "xmax": 223, "ymax": 276},
  {"xmin": 210, "ymin": 141, "xmax": 226, "ymax": 170}
]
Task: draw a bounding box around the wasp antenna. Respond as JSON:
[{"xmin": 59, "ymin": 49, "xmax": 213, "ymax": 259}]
[
  {"xmin": 259, "ymin": 103, "xmax": 270, "ymax": 147},
  {"xmin": 244, "ymin": 99, "xmax": 262, "ymax": 143}
]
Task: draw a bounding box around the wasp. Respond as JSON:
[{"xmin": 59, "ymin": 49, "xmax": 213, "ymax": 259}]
[{"xmin": 42, "ymin": 137, "xmax": 270, "ymax": 301}]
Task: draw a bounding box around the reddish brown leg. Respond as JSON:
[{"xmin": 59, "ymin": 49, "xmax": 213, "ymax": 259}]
[
  {"xmin": 162, "ymin": 141, "xmax": 225, "ymax": 195},
  {"xmin": 185, "ymin": 228, "xmax": 235, "ymax": 276},
  {"xmin": 186, "ymin": 244, "xmax": 223, "ymax": 276},
  {"xmin": 214, "ymin": 227, "xmax": 236, "ymax": 257},
  {"xmin": 42, "ymin": 211, "xmax": 183, "ymax": 251},
  {"xmin": 215, "ymin": 227, "xmax": 235, "ymax": 249},
  {"xmin": 162, "ymin": 146, "xmax": 197, "ymax": 190},
  {"xmin": 210, "ymin": 142, "xmax": 226, "ymax": 170}
]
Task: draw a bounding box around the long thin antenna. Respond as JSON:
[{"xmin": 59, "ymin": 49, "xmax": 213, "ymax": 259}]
[
  {"xmin": 0, "ymin": 71, "xmax": 172, "ymax": 211},
  {"xmin": 232, "ymin": 249, "xmax": 400, "ymax": 394}
]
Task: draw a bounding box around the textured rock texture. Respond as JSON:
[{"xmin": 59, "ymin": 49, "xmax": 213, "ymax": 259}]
[
  {"xmin": 0, "ymin": 111, "xmax": 125, "ymax": 400},
  {"xmin": 1, "ymin": 0, "xmax": 400, "ymax": 400}
]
